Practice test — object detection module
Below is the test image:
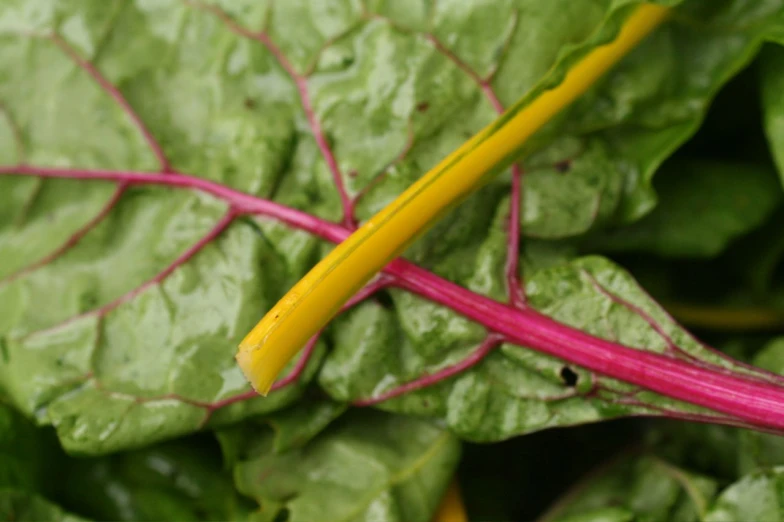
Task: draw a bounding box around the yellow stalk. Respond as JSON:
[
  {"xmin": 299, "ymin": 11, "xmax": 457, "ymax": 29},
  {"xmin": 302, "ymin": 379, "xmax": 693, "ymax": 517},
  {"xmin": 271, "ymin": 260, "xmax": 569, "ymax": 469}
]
[
  {"xmin": 433, "ymin": 480, "xmax": 468, "ymax": 522},
  {"xmin": 237, "ymin": 4, "xmax": 671, "ymax": 394}
]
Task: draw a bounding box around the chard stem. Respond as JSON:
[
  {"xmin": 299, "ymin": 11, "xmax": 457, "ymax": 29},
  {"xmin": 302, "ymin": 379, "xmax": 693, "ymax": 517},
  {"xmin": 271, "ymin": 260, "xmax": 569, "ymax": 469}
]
[{"xmin": 5, "ymin": 164, "xmax": 784, "ymax": 431}]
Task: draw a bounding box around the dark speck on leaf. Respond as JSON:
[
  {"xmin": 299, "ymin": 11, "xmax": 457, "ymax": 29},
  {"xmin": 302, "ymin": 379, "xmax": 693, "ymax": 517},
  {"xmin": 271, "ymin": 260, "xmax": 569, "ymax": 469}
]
[
  {"xmin": 244, "ymin": 98, "xmax": 256, "ymax": 109},
  {"xmin": 348, "ymin": 170, "xmax": 358, "ymax": 178},
  {"xmin": 416, "ymin": 101, "xmax": 430, "ymax": 112},
  {"xmin": 554, "ymin": 159, "xmax": 572, "ymax": 173},
  {"xmin": 560, "ymin": 366, "xmax": 578, "ymax": 387}
]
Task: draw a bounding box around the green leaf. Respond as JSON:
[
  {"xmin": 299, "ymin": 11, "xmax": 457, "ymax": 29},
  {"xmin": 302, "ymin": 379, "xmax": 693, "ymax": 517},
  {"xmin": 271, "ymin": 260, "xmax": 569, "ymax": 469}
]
[
  {"xmin": 585, "ymin": 159, "xmax": 782, "ymax": 258},
  {"xmin": 0, "ymin": 0, "xmax": 782, "ymax": 454},
  {"xmin": 57, "ymin": 436, "xmax": 254, "ymax": 522},
  {"xmin": 539, "ymin": 454, "xmax": 718, "ymax": 522},
  {"xmin": 217, "ymin": 397, "xmax": 348, "ymax": 464},
  {"xmin": 735, "ymin": 338, "xmax": 784, "ymax": 476},
  {"xmin": 0, "ymin": 402, "xmax": 65, "ymax": 501},
  {"xmin": 0, "ymin": 490, "xmax": 88, "ymax": 522},
  {"xmin": 705, "ymin": 467, "xmax": 784, "ymax": 522},
  {"xmin": 762, "ymin": 46, "xmax": 784, "ymax": 185},
  {"xmin": 0, "ymin": 403, "xmax": 88, "ymax": 521},
  {"xmin": 647, "ymin": 421, "xmax": 741, "ymax": 482},
  {"xmin": 0, "ymin": 404, "xmax": 45, "ymax": 492},
  {"xmin": 229, "ymin": 410, "xmax": 460, "ymax": 522}
]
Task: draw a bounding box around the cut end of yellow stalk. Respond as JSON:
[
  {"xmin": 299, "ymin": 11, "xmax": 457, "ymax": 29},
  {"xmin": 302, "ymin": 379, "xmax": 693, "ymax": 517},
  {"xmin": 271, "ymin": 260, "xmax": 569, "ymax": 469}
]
[
  {"xmin": 236, "ymin": 290, "xmax": 308, "ymax": 395},
  {"xmin": 235, "ymin": 342, "xmax": 270, "ymax": 396}
]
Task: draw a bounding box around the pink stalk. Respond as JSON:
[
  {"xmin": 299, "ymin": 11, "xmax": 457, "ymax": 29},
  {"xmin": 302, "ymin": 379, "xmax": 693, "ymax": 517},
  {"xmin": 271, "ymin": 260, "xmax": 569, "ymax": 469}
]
[
  {"xmin": 391, "ymin": 261, "xmax": 784, "ymax": 431},
  {"xmin": 4, "ymin": 165, "xmax": 784, "ymax": 430}
]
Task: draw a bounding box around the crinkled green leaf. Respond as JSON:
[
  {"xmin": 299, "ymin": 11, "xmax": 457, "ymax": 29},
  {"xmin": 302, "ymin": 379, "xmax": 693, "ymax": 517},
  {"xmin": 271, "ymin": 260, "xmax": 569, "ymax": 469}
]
[
  {"xmin": 0, "ymin": 0, "xmax": 782, "ymax": 455},
  {"xmin": 228, "ymin": 410, "xmax": 460, "ymax": 522},
  {"xmin": 540, "ymin": 454, "xmax": 718, "ymax": 522},
  {"xmin": 586, "ymin": 159, "xmax": 782, "ymax": 257}
]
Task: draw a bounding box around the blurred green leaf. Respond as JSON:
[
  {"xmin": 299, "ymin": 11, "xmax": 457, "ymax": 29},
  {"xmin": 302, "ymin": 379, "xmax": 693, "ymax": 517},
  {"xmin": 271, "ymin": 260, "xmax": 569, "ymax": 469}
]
[
  {"xmin": 229, "ymin": 410, "xmax": 460, "ymax": 522},
  {"xmin": 539, "ymin": 454, "xmax": 718, "ymax": 522},
  {"xmin": 705, "ymin": 467, "xmax": 784, "ymax": 522},
  {"xmin": 57, "ymin": 437, "xmax": 254, "ymax": 522},
  {"xmin": 587, "ymin": 159, "xmax": 781, "ymax": 258}
]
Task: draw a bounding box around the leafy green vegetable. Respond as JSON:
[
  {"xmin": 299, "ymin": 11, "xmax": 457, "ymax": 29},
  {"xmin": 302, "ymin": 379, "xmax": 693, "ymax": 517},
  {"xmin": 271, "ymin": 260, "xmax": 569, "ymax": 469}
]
[
  {"xmin": 6, "ymin": 0, "xmax": 784, "ymax": 520},
  {"xmin": 0, "ymin": 0, "xmax": 782, "ymax": 453}
]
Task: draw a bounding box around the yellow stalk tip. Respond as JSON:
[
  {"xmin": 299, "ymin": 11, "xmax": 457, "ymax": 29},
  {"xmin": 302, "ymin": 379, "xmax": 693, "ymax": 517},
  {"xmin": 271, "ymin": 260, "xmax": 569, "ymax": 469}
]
[{"xmin": 433, "ymin": 480, "xmax": 468, "ymax": 522}]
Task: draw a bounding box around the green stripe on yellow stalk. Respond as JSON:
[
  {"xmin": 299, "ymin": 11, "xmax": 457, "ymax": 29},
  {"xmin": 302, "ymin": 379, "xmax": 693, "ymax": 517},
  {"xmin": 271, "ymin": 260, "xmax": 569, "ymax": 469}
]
[{"xmin": 238, "ymin": 4, "xmax": 671, "ymax": 395}]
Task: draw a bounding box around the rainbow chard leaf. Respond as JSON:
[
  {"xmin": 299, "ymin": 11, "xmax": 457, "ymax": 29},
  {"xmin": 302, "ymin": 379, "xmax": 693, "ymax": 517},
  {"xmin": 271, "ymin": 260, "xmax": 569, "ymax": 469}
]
[{"xmin": 1, "ymin": 0, "xmax": 784, "ymax": 456}]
